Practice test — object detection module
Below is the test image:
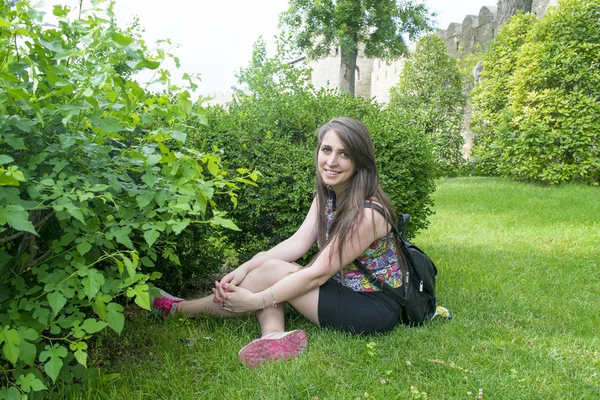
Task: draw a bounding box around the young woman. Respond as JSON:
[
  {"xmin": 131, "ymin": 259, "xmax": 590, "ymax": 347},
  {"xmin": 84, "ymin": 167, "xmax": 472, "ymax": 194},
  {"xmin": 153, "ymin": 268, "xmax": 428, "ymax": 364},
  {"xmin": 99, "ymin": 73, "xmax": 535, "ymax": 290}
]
[{"xmin": 150, "ymin": 117, "xmax": 447, "ymax": 367}]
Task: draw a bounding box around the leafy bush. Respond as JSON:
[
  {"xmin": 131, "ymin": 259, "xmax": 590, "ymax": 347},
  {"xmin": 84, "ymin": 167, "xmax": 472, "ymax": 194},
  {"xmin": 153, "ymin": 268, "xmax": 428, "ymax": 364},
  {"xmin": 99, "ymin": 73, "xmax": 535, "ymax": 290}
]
[
  {"xmin": 389, "ymin": 34, "xmax": 466, "ymax": 176},
  {"xmin": 0, "ymin": 1, "xmax": 251, "ymax": 396},
  {"xmin": 471, "ymin": 0, "xmax": 600, "ymax": 184},
  {"xmin": 469, "ymin": 12, "xmax": 540, "ymax": 176},
  {"xmin": 189, "ymin": 39, "xmax": 437, "ymax": 264}
]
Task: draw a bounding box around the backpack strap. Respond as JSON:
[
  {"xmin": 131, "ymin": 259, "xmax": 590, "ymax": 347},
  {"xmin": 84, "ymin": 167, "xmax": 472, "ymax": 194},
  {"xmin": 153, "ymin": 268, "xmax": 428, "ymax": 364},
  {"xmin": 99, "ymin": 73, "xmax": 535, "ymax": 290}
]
[{"xmin": 353, "ymin": 202, "xmax": 409, "ymax": 305}]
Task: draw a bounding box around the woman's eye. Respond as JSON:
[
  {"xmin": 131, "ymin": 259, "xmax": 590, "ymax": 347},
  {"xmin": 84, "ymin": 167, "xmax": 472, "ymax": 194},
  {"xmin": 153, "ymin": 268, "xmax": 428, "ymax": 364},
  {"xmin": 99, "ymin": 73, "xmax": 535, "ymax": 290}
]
[
  {"xmin": 340, "ymin": 152, "xmax": 350, "ymax": 159},
  {"xmin": 321, "ymin": 147, "xmax": 331, "ymax": 153}
]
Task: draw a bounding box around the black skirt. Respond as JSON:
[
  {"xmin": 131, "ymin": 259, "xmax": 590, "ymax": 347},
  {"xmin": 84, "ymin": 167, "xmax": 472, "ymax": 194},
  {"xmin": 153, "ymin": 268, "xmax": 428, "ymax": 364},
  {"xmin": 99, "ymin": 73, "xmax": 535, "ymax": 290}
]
[{"xmin": 317, "ymin": 278, "xmax": 401, "ymax": 334}]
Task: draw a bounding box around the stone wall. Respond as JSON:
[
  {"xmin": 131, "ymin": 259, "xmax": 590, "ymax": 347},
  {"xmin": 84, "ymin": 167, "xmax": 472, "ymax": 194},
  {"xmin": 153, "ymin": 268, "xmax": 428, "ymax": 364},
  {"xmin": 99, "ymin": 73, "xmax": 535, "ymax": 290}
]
[
  {"xmin": 438, "ymin": 1, "xmax": 555, "ymax": 59},
  {"xmin": 309, "ymin": 46, "xmax": 374, "ymax": 98},
  {"xmin": 532, "ymin": 0, "xmax": 558, "ymax": 18},
  {"xmin": 370, "ymin": 58, "xmax": 406, "ymax": 104},
  {"xmin": 438, "ymin": 6, "xmax": 498, "ymax": 58}
]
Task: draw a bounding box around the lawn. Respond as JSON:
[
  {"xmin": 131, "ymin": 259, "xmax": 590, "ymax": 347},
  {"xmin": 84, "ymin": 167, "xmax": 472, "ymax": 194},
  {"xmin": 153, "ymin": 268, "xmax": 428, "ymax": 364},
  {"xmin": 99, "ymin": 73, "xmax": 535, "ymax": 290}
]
[{"xmin": 78, "ymin": 177, "xmax": 599, "ymax": 399}]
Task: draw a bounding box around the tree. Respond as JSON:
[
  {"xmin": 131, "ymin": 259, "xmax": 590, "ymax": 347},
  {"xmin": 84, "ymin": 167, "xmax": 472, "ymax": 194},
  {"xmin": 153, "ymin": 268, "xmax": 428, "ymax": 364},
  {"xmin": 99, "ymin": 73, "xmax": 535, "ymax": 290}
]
[
  {"xmin": 497, "ymin": 0, "xmax": 533, "ymax": 26},
  {"xmin": 0, "ymin": 1, "xmax": 254, "ymax": 395},
  {"xmin": 279, "ymin": 0, "xmax": 433, "ymax": 95},
  {"xmin": 470, "ymin": 12, "xmax": 538, "ymax": 175},
  {"xmin": 471, "ymin": 0, "xmax": 600, "ymax": 184},
  {"xmin": 389, "ymin": 34, "xmax": 466, "ymax": 175}
]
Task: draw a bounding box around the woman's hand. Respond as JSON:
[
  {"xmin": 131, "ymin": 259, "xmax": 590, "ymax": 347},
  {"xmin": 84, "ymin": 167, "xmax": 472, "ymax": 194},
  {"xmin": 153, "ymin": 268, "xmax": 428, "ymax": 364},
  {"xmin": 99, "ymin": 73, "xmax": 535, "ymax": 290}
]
[
  {"xmin": 212, "ymin": 265, "xmax": 249, "ymax": 304},
  {"xmin": 219, "ymin": 283, "xmax": 262, "ymax": 314},
  {"xmin": 220, "ymin": 265, "xmax": 248, "ymax": 287}
]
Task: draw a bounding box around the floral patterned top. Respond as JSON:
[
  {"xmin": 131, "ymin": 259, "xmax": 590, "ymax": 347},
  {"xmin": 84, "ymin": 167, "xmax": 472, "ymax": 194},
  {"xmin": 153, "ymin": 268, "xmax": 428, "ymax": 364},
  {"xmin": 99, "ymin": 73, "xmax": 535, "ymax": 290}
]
[{"xmin": 322, "ymin": 192, "xmax": 403, "ymax": 292}]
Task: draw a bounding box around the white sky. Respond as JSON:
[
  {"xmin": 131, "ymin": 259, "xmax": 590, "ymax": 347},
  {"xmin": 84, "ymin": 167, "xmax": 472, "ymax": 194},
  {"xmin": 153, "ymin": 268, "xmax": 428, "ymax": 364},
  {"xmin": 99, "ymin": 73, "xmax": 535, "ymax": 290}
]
[{"xmin": 40, "ymin": 0, "xmax": 491, "ymax": 94}]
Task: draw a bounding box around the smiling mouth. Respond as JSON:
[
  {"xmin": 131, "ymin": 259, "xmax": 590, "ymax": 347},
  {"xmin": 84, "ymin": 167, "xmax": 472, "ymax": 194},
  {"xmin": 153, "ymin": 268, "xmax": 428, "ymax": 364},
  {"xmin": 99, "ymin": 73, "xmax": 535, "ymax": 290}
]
[{"xmin": 325, "ymin": 169, "xmax": 340, "ymax": 176}]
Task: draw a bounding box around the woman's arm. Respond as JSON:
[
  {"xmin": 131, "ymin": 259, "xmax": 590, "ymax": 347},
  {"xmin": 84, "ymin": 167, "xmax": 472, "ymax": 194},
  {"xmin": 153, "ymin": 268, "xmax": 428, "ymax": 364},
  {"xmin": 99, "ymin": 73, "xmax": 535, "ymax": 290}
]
[
  {"xmin": 222, "ymin": 206, "xmax": 391, "ymax": 312},
  {"xmin": 217, "ymin": 198, "xmax": 319, "ymax": 291},
  {"xmin": 240, "ymin": 197, "xmax": 319, "ymax": 272}
]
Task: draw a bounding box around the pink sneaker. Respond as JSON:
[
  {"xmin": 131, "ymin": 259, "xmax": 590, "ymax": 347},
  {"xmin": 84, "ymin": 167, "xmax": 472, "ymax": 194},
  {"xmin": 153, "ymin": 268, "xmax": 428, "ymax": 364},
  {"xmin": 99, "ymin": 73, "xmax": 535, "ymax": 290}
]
[
  {"xmin": 150, "ymin": 288, "xmax": 183, "ymax": 320},
  {"xmin": 238, "ymin": 330, "xmax": 308, "ymax": 368}
]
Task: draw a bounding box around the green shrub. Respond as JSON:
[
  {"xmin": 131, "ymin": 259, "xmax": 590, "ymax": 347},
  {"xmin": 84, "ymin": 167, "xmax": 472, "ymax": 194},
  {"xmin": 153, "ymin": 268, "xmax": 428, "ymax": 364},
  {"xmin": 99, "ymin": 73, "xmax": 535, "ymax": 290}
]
[
  {"xmin": 188, "ymin": 39, "xmax": 437, "ymax": 265},
  {"xmin": 471, "ymin": 0, "xmax": 600, "ymax": 184},
  {"xmin": 389, "ymin": 34, "xmax": 466, "ymax": 176},
  {"xmin": 0, "ymin": 2, "xmax": 251, "ymax": 396},
  {"xmin": 470, "ymin": 12, "xmax": 538, "ymax": 176},
  {"xmin": 506, "ymin": 0, "xmax": 600, "ymax": 184}
]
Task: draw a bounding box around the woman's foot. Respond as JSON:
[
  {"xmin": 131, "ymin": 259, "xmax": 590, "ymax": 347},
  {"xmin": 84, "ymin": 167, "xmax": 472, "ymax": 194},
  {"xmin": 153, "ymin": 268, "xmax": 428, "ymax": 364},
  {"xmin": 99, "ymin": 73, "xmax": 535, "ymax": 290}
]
[
  {"xmin": 149, "ymin": 288, "xmax": 183, "ymax": 320},
  {"xmin": 238, "ymin": 330, "xmax": 308, "ymax": 368}
]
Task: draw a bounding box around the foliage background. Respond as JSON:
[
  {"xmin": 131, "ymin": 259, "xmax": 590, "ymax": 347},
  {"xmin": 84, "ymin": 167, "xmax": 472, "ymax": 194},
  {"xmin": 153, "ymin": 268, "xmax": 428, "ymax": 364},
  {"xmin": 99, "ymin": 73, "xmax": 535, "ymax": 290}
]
[
  {"xmin": 470, "ymin": 0, "xmax": 600, "ymax": 185},
  {"xmin": 0, "ymin": 1, "xmax": 254, "ymax": 396},
  {"xmin": 389, "ymin": 34, "xmax": 466, "ymax": 177}
]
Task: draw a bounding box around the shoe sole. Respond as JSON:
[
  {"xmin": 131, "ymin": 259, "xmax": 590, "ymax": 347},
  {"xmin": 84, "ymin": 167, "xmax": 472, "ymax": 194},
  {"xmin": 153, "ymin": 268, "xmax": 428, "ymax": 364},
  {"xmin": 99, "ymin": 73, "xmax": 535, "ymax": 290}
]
[{"xmin": 238, "ymin": 330, "xmax": 308, "ymax": 368}]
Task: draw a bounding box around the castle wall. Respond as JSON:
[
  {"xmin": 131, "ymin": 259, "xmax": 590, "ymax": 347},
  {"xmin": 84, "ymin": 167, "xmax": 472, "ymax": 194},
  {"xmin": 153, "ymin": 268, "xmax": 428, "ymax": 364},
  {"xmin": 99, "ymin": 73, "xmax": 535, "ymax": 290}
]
[
  {"xmin": 438, "ymin": 6, "xmax": 498, "ymax": 58},
  {"xmin": 532, "ymin": 0, "xmax": 558, "ymax": 18},
  {"xmin": 370, "ymin": 58, "xmax": 406, "ymax": 104},
  {"xmin": 309, "ymin": 46, "xmax": 374, "ymax": 97},
  {"xmin": 310, "ymin": 52, "xmax": 341, "ymax": 90},
  {"xmin": 355, "ymin": 48, "xmax": 374, "ymax": 98}
]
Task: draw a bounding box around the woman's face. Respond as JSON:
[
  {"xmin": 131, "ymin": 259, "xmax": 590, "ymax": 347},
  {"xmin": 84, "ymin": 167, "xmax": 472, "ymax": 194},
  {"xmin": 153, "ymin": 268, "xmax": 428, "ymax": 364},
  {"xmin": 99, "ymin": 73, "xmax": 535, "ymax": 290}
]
[{"xmin": 317, "ymin": 130, "xmax": 355, "ymax": 194}]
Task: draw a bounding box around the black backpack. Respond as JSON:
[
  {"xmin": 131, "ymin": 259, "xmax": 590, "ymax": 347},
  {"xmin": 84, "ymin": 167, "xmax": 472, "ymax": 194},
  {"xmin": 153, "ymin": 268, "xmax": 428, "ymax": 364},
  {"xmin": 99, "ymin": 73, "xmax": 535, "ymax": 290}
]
[{"xmin": 352, "ymin": 203, "xmax": 437, "ymax": 326}]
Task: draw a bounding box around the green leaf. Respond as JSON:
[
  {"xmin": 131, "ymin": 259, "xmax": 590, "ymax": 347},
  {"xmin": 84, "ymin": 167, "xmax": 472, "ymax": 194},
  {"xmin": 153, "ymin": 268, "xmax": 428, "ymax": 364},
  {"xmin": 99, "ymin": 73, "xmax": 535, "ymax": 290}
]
[
  {"xmin": 3, "ymin": 133, "xmax": 25, "ymax": 150},
  {"xmin": 171, "ymin": 218, "xmax": 190, "ymax": 235},
  {"xmin": 16, "ymin": 373, "xmax": 47, "ymax": 392},
  {"xmin": 0, "ymin": 326, "xmax": 20, "ymax": 365},
  {"xmin": 33, "ymin": 307, "xmax": 50, "ymax": 324},
  {"xmin": 206, "ymin": 159, "xmax": 220, "ymax": 177},
  {"xmin": 47, "ymin": 291, "xmax": 67, "ymax": 315},
  {"xmin": 70, "ymin": 341, "xmax": 88, "ymax": 367},
  {"xmin": 112, "ymin": 226, "xmax": 134, "ymax": 249},
  {"xmin": 0, "ymin": 386, "xmax": 21, "ymax": 400},
  {"xmin": 0, "ymin": 205, "xmax": 37, "ymax": 234},
  {"xmin": 52, "ymin": 5, "xmax": 69, "ymax": 17},
  {"xmin": 82, "ymin": 269, "xmax": 105, "ymax": 300},
  {"xmin": 105, "ymin": 302, "xmax": 125, "ymax": 334},
  {"xmin": 18, "ymin": 339, "xmax": 37, "ymax": 366},
  {"xmin": 143, "ymin": 228, "xmax": 160, "ymax": 247},
  {"xmin": 80, "ymin": 318, "xmax": 107, "ymax": 334},
  {"xmin": 40, "ymin": 178, "xmax": 55, "ymax": 186},
  {"xmin": 211, "ymin": 215, "xmax": 241, "ymax": 231},
  {"xmin": 61, "ymin": 201, "xmax": 85, "ymax": 224},
  {"xmin": 98, "ymin": 116, "xmax": 122, "ymax": 133},
  {"xmin": 40, "ymin": 344, "xmax": 68, "ymax": 383},
  {"xmin": 122, "ymin": 255, "xmax": 136, "ymax": 278},
  {"xmin": 111, "ymin": 32, "xmax": 133, "ymax": 47},
  {"xmin": 0, "ymin": 174, "xmax": 20, "ymax": 187},
  {"xmin": 142, "ymin": 59, "xmax": 160, "ymax": 70},
  {"xmin": 76, "ymin": 240, "xmax": 92, "ymax": 256},
  {"xmin": 170, "ymin": 126, "xmax": 187, "ymax": 143},
  {"xmin": 128, "ymin": 284, "xmax": 150, "ymax": 310},
  {"xmin": 136, "ymin": 191, "xmax": 154, "ymax": 208},
  {"xmin": 0, "ymin": 155, "xmax": 14, "ymax": 165}
]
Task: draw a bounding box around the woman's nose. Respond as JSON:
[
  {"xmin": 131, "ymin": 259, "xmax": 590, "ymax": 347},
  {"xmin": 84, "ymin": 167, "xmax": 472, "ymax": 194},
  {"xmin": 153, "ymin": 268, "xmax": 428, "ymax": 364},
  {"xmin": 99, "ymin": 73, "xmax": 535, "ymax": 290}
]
[{"xmin": 326, "ymin": 154, "xmax": 338, "ymax": 166}]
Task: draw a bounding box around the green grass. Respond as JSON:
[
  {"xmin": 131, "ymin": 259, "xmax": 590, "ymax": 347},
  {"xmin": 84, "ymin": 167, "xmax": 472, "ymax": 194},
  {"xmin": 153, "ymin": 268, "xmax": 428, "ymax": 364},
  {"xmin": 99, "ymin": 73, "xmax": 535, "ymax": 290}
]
[{"xmin": 77, "ymin": 177, "xmax": 599, "ymax": 400}]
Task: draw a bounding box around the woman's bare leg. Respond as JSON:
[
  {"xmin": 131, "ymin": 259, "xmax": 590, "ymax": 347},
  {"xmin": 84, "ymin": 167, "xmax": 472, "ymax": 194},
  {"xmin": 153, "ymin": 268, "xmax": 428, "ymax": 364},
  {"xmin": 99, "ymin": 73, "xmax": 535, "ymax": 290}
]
[{"xmin": 175, "ymin": 259, "xmax": 304, "ymax": 329}]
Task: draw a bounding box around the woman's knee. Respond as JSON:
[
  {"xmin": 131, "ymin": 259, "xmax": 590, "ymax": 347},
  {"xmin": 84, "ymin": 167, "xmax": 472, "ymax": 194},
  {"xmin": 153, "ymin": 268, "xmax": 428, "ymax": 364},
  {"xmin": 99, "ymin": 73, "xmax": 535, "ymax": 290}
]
[
  {"xmin": 247, "ymin": 259, "xmax": 299, "ymax": 287},
  {"xmin": 251, "ymin": 251, "xmax": 268, "ymax": 260}
]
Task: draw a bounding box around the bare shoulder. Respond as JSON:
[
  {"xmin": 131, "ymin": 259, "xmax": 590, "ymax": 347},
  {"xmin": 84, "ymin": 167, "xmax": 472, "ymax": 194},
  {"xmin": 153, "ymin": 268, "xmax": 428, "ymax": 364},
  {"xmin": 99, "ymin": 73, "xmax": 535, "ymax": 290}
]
[{"xmin": 361, "ymin": 199, "xmax": 392, "ymax": 239}]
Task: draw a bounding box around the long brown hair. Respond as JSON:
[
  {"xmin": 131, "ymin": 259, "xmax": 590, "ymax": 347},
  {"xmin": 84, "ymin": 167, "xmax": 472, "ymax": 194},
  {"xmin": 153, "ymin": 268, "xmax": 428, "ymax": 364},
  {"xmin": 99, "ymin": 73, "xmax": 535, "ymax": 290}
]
[{"xmin": 313, "ymin": 117, "xmax": 397, "ymax": 267}]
